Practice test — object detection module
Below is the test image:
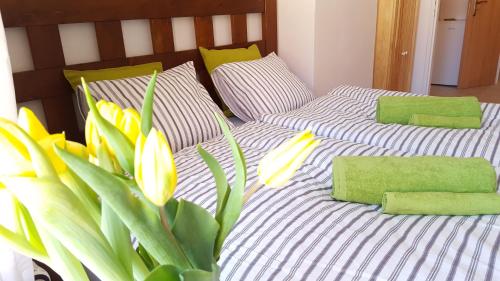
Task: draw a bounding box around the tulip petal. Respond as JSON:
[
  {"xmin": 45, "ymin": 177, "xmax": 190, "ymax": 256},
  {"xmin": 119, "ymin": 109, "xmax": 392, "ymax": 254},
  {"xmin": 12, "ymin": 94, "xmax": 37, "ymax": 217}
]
[
  {"xmin": 17, "ymin": 107, "xmax": 49, "ymax": 141},
  {"xmin": 141, "ymin": 129, "xmax": 176, "ymax": 207},
  {"xmin": 120, "ymin": 108, "xmax": 141, "ymax": 145},
  {"xmin": 82, "ymin": 79, "xmax": 135, "ymax": 174},
  {"xmin": 0, "ymin": 118, "xmax": 57, "ymax": 179},
  {"xmin": 141, "ymin": 71, "xmax": 158, "ymax": 136},
  {"xmin": 0, "ymin": 127, "xmax": 34, "ymax": 177}
]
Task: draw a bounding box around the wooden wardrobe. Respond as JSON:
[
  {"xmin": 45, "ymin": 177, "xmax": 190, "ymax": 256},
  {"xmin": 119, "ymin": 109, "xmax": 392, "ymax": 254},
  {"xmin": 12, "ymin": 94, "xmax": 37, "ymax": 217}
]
[{"xmin": 373, "ymin": 0, "xmax": 420, "ymax": 91}]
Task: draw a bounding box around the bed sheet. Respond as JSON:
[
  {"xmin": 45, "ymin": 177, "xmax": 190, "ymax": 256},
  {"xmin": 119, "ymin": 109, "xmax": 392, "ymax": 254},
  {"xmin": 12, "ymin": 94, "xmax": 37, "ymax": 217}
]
[{"xmin": 174, "ymin": 122, "xmax": 500, "ymax": 281}]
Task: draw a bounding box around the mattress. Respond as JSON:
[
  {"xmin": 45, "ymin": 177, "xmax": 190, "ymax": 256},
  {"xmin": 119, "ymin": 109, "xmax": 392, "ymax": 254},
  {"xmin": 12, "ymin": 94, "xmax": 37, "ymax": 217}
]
[
  {"xmin": 260, "ymin": 85, "xmax": 500, "ymax": 167},
  {"xmin": 174, "ymin": 121, "xmax": 500, "ymax": 281}
]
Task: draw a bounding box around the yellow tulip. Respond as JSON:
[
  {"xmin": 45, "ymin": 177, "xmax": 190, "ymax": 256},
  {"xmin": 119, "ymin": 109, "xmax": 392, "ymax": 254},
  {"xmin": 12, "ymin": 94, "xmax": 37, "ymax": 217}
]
[
  {"xmin": 97, "ymin": 100, "xmax": 123, "ymax": 126},
  {"xmin": 86, "ymin": 101, "xmax": 140, "ymax": 157},
  {"xmin": 135, "ymin": 129, "xmax": 177, "ymax": 207},
  {"xmin": 257, "ymin": 130, "xmax": 321, "ymax": 188},
  {"xmin": 17, "ymin": 107, "xmax": 49, "ymax": 141},
  {"xmin": 0, "ymin": 127, "xmax": 34, "ymax": 177},
  {"xmin": 85, "ymin": 112, "xmax": 101, "ymax": 157},
  {"xmin": 119, "ymin": 108, "xmax": 141, "ymax": 145},
  {"xmin": 38, "ymin": 134, "xmax": 66, "ymax": 173}
]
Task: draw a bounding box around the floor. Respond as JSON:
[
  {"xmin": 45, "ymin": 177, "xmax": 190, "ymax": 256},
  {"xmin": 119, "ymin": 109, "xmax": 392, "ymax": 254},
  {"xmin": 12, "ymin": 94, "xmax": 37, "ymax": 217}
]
[{"xmin": 430, "ymin": 83, "xmax": 500, "ymax": 104}]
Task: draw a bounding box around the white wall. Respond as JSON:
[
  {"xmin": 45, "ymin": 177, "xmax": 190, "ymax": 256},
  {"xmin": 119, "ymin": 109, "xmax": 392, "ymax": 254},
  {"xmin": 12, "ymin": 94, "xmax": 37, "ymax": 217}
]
[
  {"xmin": 277, "ymin": 0, "xmax": 377, "ymax": 95},
  {"xmin": 313, "ymin": 0, "xmax": 377, "ymax": 95},
  {"xmin": 277, "ymin": 0, "xmax": 316, "ymax": 90}
]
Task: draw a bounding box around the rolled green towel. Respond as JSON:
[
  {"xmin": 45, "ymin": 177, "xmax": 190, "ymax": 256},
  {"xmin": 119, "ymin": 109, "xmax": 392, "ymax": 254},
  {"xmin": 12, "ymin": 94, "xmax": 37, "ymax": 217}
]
[
  {"xmin": 332, "ymin": 156, "xmax": 496, "ymax": 205},
  {"xmin": 408, "ymin": 114, "xmax": 481, "ymax": 129},
  {"xmin": 382, "ymin": 192, "xmax": 500, "ymax": 216},
  {"xmin": 376, "ymin": 96, "xmax": 482, "ymax": 125}
]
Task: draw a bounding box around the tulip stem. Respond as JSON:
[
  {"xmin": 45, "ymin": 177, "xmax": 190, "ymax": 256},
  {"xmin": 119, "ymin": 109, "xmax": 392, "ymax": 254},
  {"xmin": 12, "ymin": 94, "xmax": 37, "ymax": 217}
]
[
  {"xmin": 159, "ymin": 207, "xmax": 170, "ymax": 230},
  {"xmin": 243, "ymin": 181, "xmax": 263, "ymax": 204}
]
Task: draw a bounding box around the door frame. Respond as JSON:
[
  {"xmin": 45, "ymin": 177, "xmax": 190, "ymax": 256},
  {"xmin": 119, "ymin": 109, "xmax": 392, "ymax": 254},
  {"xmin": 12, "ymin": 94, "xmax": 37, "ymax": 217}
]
[{"xmin": 411, "ymin": 0, "xmax": 441, "ymax": 95}]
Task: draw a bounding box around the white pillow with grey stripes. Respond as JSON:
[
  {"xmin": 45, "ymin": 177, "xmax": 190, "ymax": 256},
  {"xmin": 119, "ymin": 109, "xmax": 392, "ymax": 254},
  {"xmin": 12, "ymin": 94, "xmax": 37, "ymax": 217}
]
[
  {"xmin": 211, "ymin": 53, "xmax": 315, "ymax": 122},
  {"xmin": 76, "ymin": 61, "xmax": 233, "ymax": 153}
]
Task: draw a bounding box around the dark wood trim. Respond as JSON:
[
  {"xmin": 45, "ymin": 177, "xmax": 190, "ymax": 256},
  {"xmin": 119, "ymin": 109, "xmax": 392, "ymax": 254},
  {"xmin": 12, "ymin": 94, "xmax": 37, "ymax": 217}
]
[
  {"xmin": 5, "ymin": 0, "xmax": 276, "ymax": 143},
  {"xmin": 263, "ymin": 0, "xmax": 278, "ymax": 54},
  {"xmin": 231, "ymin": 14, "xmax": 247, "ymax": 44},
  {"xmin": 1, "ymin": 0, "xmax": 265, "ymax": 27},
  {"xmin": 42, "ymin": 96, "xmax": 81, "ymax": 141},
  {"xmin": 150, "ymin": 18, "xmax": 175, "ymax": 54},
  {"xmin": 95, "ymin": 21, "xmax": 126, "ymax": 60},
  {"xmin": 26, "ymin": 25, "xmax": 65, "ymax": 69},
  {"xmin": 194, "ymin": 16, "xmax": 215, "ymax": 48}
]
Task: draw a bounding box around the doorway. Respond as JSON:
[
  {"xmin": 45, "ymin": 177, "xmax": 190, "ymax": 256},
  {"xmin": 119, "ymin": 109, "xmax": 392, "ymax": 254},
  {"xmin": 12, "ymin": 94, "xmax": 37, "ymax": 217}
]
[
  {"xmin": 422, "ymin": 0, "xmax": 500, "ymax": 101},
  {"xmin": 375, "ymin": 0, "xmax": 500, "ymax": 102}
]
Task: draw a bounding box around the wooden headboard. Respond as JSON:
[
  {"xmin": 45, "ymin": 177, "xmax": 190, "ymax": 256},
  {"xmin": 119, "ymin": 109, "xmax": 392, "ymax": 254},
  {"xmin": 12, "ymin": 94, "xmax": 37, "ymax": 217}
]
[{"xmin": 0, "ymin": 0, "xmax": 277, "ymax": 142}]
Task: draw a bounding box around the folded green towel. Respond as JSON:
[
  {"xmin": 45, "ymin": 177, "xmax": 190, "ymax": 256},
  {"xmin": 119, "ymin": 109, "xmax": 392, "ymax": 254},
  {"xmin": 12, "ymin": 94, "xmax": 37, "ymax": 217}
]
[
  {"xmin": 332, "ymin": 156, "xmax": 496, "ymax": 205},
  {"xmin": 408, "ymin": 114, "xmax": 481, "ymax": 129},
  {"xmin": 376, "ymin": 96, "xmax": 482, "ymax": 125},
  {"xmin": 382, "ymin": 192, "xmax": 500, "ymax": 215}
]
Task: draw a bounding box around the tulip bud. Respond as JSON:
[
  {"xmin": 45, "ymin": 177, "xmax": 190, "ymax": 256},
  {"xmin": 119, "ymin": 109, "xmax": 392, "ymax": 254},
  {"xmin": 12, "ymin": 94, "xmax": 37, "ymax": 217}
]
[
  {"xmin": 97, "ymin": 101, "xmax": 123, "ymax": 126},
  {"xmin": 135, "ymin": 129, "xmax": 177, "ymax": 206},
  {"xmin": 257, "ymin": 130, "xmax": 320, "ymax": 188},
  {"xmin": 85, "ymin": 112, "xmax": 101, "ymax": 157},
  {"xmin": 38, "ymin": 134, "xmax": 67, "ymax": 173},
  {"xmin": 118, "ymin": 108, "xmax": 141, "ymax": 145},
  {"xmin": 17, "ymin": 108, "xmax": 49, "ymax": 141}
]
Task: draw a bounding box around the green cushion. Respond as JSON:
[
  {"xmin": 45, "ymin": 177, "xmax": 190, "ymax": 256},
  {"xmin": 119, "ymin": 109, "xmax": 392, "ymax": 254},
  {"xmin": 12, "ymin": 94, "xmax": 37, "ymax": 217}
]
[
  {"xmin": 199, "ymin": 44, "xmax": 262, "ymax": 74},
  {"xmin": 63, "ymin": 62, "xmax": 163, "ymax": 90}
]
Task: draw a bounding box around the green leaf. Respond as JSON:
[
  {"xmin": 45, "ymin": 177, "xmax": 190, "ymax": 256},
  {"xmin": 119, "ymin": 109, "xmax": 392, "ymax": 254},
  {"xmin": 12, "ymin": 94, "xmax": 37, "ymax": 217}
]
[
  {"xmin": 56, "ymin": 147, "xmax": 193, "ymax": 270},
  {"xmin": 141, "ymin": 72, "xmax": 158, "ymax": 136},
  {"xmin": 3, "ymin": 176, "xmax": 131, "ymax": 281},
  {"xmin": 38, "ymin": 228, "xmax": 90, "ymax": 281},
  {"xmin": 213, "ymin": 114, "xmax": 247, "ymax": 259},
  {"xmin": 97, "ymin": 143, "xmax": 134, "ymax": 277},
  {"xmin": 145, "ymin": 265, "xmax": 181, "ymax": 281},
  {"xmin": 164, "ymin": 198, "xmax": 179, "ymax": 226},
  {"xmin": 82, "ymin": 78, "xmax": 135, "ymax": 174},
  {"xmin": 197, "ymin": 145, "xmax": 230, "ymax": 222},
  {"xmin": 59, "ymin": 171, "xmax": 101, "ymax": 224},
  {"xmin": 0, "ymin": 224, "xmax": 49, "ymax": 264},
  {"xmin": 182, "ymin": 265, "xmax": 220, "ymax": 281},
  {"xmin": 136, "ymin": 244, "xmax": 158, "ymax": 271},
  {"xmin": 171, "ymin": 200, "xmax": 219, "ymax": 271}
]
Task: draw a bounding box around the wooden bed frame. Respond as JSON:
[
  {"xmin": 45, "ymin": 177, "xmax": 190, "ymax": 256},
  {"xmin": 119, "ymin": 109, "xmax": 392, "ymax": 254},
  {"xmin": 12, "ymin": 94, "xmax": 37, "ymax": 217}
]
[{"xmin": 0, "ymin": 0, "xmax": 277, "ymax": 142}]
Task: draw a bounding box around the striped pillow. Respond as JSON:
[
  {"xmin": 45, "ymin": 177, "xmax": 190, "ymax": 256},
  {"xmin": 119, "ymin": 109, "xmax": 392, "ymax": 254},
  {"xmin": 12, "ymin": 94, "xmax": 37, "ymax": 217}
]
[
  {"xmin": 77, "ymin": 61, "xmax": 233, "ymax": 153},
  {"xmin": 211, "ymin": 53, "xmax": 315, "ymax": 122}
]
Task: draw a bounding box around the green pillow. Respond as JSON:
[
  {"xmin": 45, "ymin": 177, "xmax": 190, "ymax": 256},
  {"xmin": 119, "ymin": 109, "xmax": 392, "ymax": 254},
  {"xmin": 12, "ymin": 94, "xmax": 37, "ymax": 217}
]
[
  {"xmin": 63, "ymin": 62, "xmax": 163, "ymax": 90},
  {"xmin": 199, "ymin": 44, "xmax": 262, "ymax": 74}
]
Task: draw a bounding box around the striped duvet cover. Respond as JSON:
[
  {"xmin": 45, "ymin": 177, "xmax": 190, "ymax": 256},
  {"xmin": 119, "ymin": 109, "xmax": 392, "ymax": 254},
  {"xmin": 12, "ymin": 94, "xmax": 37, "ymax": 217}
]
[
  {"xmin": 174, "ymin": 121, "xmax": 500, "ymax": 281},
  {"xmin": 260, "ymin": 85, "xmax": 500, "ymax": 167}
]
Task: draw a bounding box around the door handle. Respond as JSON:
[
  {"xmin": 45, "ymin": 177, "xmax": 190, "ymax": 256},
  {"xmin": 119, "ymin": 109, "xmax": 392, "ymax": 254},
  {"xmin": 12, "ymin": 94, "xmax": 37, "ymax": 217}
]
[
  {"xmin": 473, "ymin": 0, "xmax": 488, "ymax": 16},
  {"xmin": 401, "ymin": 51, "xmax": 409, "ymax": 56}
]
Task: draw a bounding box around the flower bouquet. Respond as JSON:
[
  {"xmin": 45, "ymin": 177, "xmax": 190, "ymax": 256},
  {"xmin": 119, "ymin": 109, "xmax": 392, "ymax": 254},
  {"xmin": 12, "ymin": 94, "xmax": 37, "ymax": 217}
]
[{"xmin": 0, "ymin": 73, "xmax": 320, "ymax": 281}]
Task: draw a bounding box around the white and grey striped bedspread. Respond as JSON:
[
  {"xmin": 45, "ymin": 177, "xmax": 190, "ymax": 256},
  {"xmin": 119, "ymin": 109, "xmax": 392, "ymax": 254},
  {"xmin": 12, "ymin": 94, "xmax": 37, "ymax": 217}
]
[
  {"xmin": 174, "ymin": 122, "xmax": 500, "ymax": 281},
  {"xmin": 260, "ymin": 85, "xmax": 500, "ymax": 167}
]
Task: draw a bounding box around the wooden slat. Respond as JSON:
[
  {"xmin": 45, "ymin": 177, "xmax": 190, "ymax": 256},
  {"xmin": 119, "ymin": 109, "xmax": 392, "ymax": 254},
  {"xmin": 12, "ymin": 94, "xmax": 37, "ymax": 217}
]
[
  {"xmin": 231, "ymin": 14, "xmax": 247, "ymax": 44},
  {"xmin": 42, "ymin": 96, "xmax": 81, "ymax": 141},
  {"xmin": 95, "ymin": 21, "xmax": 126, "ymax": 60},
  {"xmin": 1, "ymin": 0, "xmax": 265, "ymax": 27},
  {"xmin": 194, "ymin": 16, "xmax": 215, "ymax": 48},
  {"xmin": 150, "ymin": 18, "xmax": 175, "ymax": 54},
  {"xmin": 26, "ymin": 25, "xmax": 65, "ymax": 69},
  {"xmin": 263, "ymin": 0, "xmax": 277, "ymax": 54}
]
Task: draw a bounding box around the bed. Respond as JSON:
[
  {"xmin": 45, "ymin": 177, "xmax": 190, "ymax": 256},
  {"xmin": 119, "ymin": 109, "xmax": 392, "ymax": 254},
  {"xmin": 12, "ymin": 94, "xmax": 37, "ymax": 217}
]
[
  {"xmin": 2, "ymin": 0, "xmax": 500, "ymax": 280},
  {"xmin": 175, "ymin": 121, "xmax": 500, "ymax": 280}
]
